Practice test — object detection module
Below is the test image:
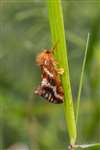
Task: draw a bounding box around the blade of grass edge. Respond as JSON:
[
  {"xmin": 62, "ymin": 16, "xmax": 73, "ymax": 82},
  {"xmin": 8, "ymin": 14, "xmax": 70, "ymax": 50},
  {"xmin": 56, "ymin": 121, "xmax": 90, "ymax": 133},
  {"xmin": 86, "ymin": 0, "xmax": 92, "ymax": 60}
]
[
  {"xmin": 76, "ymin": 33, "xmax": 90, "ymax": 124},
  {"xmin": 78, "ymin": 143, "xmax": 100, "ymax": 149},
  {"xmin": 47, "ymin": 0, "xmax": 76, "ymax": 145}
]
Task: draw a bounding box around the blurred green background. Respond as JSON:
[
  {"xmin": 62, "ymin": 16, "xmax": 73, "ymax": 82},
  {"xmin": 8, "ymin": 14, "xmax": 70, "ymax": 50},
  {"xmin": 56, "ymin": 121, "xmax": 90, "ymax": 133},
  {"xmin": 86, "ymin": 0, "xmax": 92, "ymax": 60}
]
[{"xmin": 0, "ymin": 0, "xmax": 100, "ymax": 150}]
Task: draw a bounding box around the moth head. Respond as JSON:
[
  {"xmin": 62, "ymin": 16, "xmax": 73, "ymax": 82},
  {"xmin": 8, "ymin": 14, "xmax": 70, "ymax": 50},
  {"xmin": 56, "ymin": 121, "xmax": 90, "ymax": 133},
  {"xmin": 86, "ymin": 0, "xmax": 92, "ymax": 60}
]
[{"xmin": 36, "ymin": 49, "xmax": 52, "ymax": 65}]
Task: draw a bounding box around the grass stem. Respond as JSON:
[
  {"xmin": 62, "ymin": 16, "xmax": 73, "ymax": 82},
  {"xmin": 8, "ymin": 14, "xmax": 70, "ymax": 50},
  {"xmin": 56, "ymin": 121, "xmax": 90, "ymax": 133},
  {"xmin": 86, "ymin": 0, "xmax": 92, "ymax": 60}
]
[
  {"xmin": 48, "ymin": 0, "xmax": 76, "ymax": 145},
  {"xmin": 76, "ymin": 33, "xmax": 90, "ymax": 124}
]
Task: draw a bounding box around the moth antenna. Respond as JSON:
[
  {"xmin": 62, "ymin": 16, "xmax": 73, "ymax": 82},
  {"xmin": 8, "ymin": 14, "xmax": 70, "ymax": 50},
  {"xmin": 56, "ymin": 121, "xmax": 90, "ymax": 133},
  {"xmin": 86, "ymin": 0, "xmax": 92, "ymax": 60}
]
[{"xmin": 51, "ymin": 40, "xmax": 59, "ymax": 54}]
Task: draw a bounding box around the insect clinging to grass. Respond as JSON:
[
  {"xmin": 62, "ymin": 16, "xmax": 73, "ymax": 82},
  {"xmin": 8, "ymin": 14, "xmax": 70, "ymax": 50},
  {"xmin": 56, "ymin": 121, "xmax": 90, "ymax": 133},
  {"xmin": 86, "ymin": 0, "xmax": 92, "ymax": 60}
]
[{"xmin": 34, "ymin": 44, "xmax": 64, "ymax": 104}]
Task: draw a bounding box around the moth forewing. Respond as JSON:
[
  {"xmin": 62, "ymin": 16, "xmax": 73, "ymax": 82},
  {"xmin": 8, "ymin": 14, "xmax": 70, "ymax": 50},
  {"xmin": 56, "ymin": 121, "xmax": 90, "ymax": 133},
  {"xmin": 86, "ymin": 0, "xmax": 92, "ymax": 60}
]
[{"xmin": 34, "ymin": 49, "xmax": 64, "ymax": 104}]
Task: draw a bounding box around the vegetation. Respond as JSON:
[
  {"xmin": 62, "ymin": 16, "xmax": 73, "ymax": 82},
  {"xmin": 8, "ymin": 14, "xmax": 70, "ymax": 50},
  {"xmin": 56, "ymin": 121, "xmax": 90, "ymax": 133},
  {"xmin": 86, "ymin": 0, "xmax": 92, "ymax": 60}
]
[{"xmin": 0, "ymin": 0, "xmax": 100, "ymax": 149}]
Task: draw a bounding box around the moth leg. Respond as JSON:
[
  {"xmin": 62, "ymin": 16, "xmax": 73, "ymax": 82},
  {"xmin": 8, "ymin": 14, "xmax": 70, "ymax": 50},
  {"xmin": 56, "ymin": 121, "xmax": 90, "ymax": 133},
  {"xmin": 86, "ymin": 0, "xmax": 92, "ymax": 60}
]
[{"xmin": 57, "ymin": 68, "xmax": 64, "ymax": 75}]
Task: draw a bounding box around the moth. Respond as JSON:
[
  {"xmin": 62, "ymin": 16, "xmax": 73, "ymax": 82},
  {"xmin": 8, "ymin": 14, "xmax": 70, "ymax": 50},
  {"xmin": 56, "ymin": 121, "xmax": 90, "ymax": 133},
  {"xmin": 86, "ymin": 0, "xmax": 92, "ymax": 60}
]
[{"xmin": 34, "ymin": 48, "xmax": 64, "ymax": 104}]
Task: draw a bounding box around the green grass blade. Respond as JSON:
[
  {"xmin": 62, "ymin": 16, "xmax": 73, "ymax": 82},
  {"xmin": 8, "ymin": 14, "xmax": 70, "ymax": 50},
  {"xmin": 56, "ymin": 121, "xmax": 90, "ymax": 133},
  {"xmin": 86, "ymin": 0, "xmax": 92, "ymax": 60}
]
[
  {"xmin": 76, "ymin": 33, "xmax": 90, "ymax": 123},
  {"xmin": 78, "ymin": 143, "xmax": 100, "ymax": 149},
  {"xmin": 48, "ymin": 0, "xmax": 76, "ymax": 144}
]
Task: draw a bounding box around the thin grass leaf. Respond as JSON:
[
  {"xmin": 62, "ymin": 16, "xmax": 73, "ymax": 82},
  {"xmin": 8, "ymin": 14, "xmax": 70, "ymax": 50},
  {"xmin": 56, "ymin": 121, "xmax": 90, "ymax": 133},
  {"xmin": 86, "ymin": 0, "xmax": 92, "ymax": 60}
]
[
  {"xmin": 68, "ymin": 143, "xmax": 100, "ymax": 150},
  {"xmin": 47, "ymin": 0, "xmax": 76, "ymax": 145},
  {"xmin": 76, "ymin": 33, "xmax": 90, "ymax": 123},
  {"xmin": 78, "ymin": 143, "xmax": 100, "ymax": 150}
]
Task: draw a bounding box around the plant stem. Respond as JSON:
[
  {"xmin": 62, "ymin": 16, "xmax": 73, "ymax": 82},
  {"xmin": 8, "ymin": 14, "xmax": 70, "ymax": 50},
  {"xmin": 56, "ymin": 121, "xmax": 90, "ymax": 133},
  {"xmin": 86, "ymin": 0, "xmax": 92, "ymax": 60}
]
[
  {"xmin": 76, "ymin": 33, "xmax": 90, "ymax": 124},
  {"xmin": 48, "ymin": 0, "xmax": 76, "ymax": 145}
]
